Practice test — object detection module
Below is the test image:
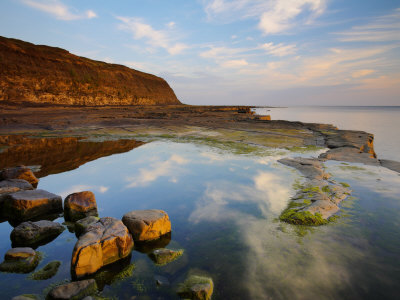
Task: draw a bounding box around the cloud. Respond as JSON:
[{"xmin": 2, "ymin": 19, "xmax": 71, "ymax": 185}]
[
  {"xmin": 336, "ymin": 8, "xmax": 400, "ymax": 42},
  {"xmin": 352, "ymin": 69, "xmax": 374, "ymax": 78},
  {"xmin": 21, "ymin": 0, "xmax": 97, "ymax": 20},
  {"xmin": 203, "ymin": 0, "xmax": 326, "ymax": 35},
  {"xmin": 261, "ymin": 42, "xmax": 297, "ymax": 56},
  {"xmin": 221, "ymin": 59, "xmax": 249, "ymax": 68},
  {"xmin": 117, "ymin": 17, "xmax": 188, "ymax": 55},
  {"xmin": 59, "ymin": 184, "xmax": 109, "ymax": 199},
  {"xmin": 125, "ymin": 154, "xmax": 189, "ymax": 188}
]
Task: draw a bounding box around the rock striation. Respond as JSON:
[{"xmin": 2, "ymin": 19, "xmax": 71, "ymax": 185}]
[
  {"xmin": 71, "ymin": 217, "xmax": 133, "ymax": 278},
  {"xmin": 0, "ymin": 36, "xmax": 180, "ymax": 106}
]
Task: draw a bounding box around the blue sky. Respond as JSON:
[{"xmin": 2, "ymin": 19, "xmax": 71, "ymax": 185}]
[{"xmin": 1, "ymin": 0, "xmax": 399, "ymax": 106}]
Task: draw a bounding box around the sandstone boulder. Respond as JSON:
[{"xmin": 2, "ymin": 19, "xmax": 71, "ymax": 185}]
[
  {"xmin": 0, "ymin": 166, "xmax": 39, "ymax": 187},
  {"xmin": 2, "ymin": 189, "xmax": 62, "ymax": 222},
  {"xmin": 177, "ymin": 275, "xmax": 214, "ymax": 300},
  {"xmin": 0, "ymin": 247, "xmax": 40, "ymax": 273},
  {"xmin": 0, "ymin": 179, "xmax": 33, "ymax": 193},
  {"xmin": 64, "ymin": 191, "xmax": 98, "ymax": 222},
  {"xmin": 11, "ymin": 220, "xmax": 65, "ymax": 248},
  {"xmin": 122, "ymin": 209, "xmax": 171, "ymax": 241},
  {"xmin": 46, "ymin": 279, "xmax": 97, "ymax": 300},
  {"xmin": 71, "ymin": 217, "xmax": 133, "ymax": 278}
]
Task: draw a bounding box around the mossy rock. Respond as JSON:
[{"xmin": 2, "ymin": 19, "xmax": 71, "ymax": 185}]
[
  {"xmin": 11, "ymin": 294, "xmax": 40, "ymax": 300},
  {"xmin": 148, "ymin": 248, "xmax": 183, "ymax": 266},
  {"xmin": 30, "ymin": 261, "xmax": 61, "ymax": 280},
  {"xmin": 177, "ymin": 275, "xmax": 213, "ymax": 300},
  {"xmin": 280, "ymin": 209, "xmax": 327, "ymax": 226},
  {"xmin": 74, "ymin": 216, "xmax": 100, "ymax": 236},
  {"xmin": 0, "ymin": 249, "xmax": 42, "ymax": 274}
]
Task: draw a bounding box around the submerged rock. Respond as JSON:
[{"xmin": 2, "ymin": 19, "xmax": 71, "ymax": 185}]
[
  {"xmin": 46, "ymin": 279, "xmax": 97, "ymax": 300},
  {"xmin": 92, "ymin": 255, "xmax": 134, "ymax": 290},
  {"xmin": 379, "ymin": 159, "xmax": 400, "ymax": 173},
  {"xmin": 30, "ymin": 260, "xmax": 61, "ymax": 280},
  {"xmin": 0, "ymin": 166, "xmax": 39, "ymax": 188},
  {"xmin": 0, "ymin": 247, "xmax": 40, "ymax": 273},
  {"xmin": 12, "ymin": 295, "xmax": 40, "ymax": 300},
  {"xmin": 154, "ymin": 274, "xmax": 170, "ymax": 286},
  {"xmin": 11, "ymin": 220, "xmax": 65, "ymax": 248},
  {"xmin": 2, "ymin": 189, "xmax": 62, "ymax": 222},
  {"xmin": 177, "ymin": 275, "xmax": 214, "ymax": 300},
  {"xmin": 278, "ymin": 157, "xmax": 329, "ymax": 180},
  {"xmin": 134, "ymin": 232, "xmax": 172, "ymax": 254},
  {"xmin": 71, "ymin": 217, "xmax": 133, "ymax": 278},
  {"xmin": 74, "ymin": 216, "xmax": 100, "ymax": 237},
  {"xmin": 122, "ymin": 209, "xmax": 171, "ymax": 241},
  {"xmin": 64, "ymin": 191, "xmax": 98, "ymax": 222},
  {"xmin": 148, "ymin": 248, "xmax": 183, "ymax": 266}
]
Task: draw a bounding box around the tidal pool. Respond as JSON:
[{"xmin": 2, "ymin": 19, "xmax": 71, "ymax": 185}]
[{"xmin": 0, "ymin": 139, "xmax": 399, "ymax": 299}]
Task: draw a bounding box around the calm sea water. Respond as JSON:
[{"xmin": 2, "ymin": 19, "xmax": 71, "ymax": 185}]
[
  {"xmin": 255, "ymin": 106, "xmax": 400, "ymax": 161},
  {"xmin": 0, "ymin": 137, "xmax": 399, "ymax": 300}
]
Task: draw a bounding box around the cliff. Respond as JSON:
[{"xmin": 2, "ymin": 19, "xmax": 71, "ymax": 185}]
[{"xmin": 0, "ymin": 36, "xmax": 180, "ymax": 106}]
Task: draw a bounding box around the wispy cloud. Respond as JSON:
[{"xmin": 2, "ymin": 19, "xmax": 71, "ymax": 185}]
[
  {"xmin": 336, "ymin": 8, "xmax": 400, "ymax": 42},
  {"xmin": 203, "ymin": 0, "xmax": 326, "ymax": 35},
  {"xmin": 21, "ymin": 0, "xmax": 97, "ymax": 21},
  {"xmin": 261, "ymin": 42, "xmax": 297, "ymax": 56},
  {"xmin": 59, "ymin": 184, "xmax": 108, "ymax": 199},
  {"xmin": 125, "ymin": 154, "xmax": 189, "ymax": 188},
  {"xmin": 117, "ymin": 17, "xmax": 188, "ymax": 55}
]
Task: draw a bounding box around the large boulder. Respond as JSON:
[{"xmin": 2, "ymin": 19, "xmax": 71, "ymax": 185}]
[
  {"xmin": 11, "ymin": 220, "xmax": 65, "ymax": 248},
  {"xmin": 64, "ymin": 191, "xmax": 98, "ymax": 222},
  {"xmin": 46, "ymin": 279, "xmax": 97, "ymax": 300},
  {"xmin": 177, "ymin": 275, "xmax": 214, "ymax": 300},
  {"xmin": 0, "ymin": 247, "xmax": 41, "ymax": 273},
  {"xmin": 71, "ymin": 217, "xmax": 133, "ymax": 278},
  {"xmin": 122, "ymin": 209, "xmax": 171, "ymax": 241},
  {"xmin": 0, "ymin": 179, "xmax": 34, "ymax": 219},
  {"xmin": 2, "ymin": 189, "xmax": 62, "ymax": 222},
  {"xmin": 0, "ymin": 166, "xmax": 39, "ymax": 188}
]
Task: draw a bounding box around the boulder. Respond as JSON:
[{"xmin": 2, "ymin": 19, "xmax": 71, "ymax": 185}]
[
  {"xmin": 71, "ymin": 217, "xmax": 133, "ymax": 278},
  {"xmin": 64, "ymin": 191, "xmax": 98, "ymax": 222},
  {"xmin": 0, "ymin": 247, "xmax": 40, "ymax": 273},
  {"xmin": 0, "ymin": 166, "xmax": 39, "ymax": 188},
  {"xmin": 0, "ymin": 179, "xmax": 33, "ymax": 193},
  {"xmin": 46, "ymin": 279, "xmax": 97, "ymax": 300},
  {"xmin": 74, "ymin": 216, "xmax": 99, "ymax": 237},
  {"xmin": 30, "ymin": 260, "xmax": 61, "ymax": 280},
  {"xmin": 177, "ymin": 275, "xmax": 214, "ymax": 300},
  {"xmin": 2, "ymin": 189, "xmax": 62, "ymax": 222},
  {"xmin": 148, "ymin": 248, "xmax": 183, "ymax": 266},
  {"xmin": 122, "ymin": 209, "xmax": 171, "ymax": 241},
  {"xmin": 11, "ymin": 220, "xmax": 65, "ymax": 248}
]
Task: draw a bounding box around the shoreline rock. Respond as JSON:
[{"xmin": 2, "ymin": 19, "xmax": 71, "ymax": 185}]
[
  {"xmin": 64, "ymin": 191, "xmax": 98, "ymax": 222},
  {"xmin": 46, "ymin": 279, "xmax": 97, "ymax": 300},
  {"xmin": 0, "ymin": 166, "xmax": 39, "ymax": 188},
  {"xmin": 0, "ymin": 247, "xmax": 41, "ymax": 273}
]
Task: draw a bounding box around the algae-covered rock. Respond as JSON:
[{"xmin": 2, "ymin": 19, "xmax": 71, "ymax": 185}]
[
  {"xmin": 122, "ymin": 209, "xmax": 171, "ymax": 241},
  {"xmin": 134, "ymin": 232, "xmax": 171, "ymax": 254},
  {"xmin": 11, "ymin": 220, "xmax": 65, "ymax": 248},
  {"xmin": 3, "ymin": 189, "xmax": 62, "ymax": 222},
  {"xmin": 92, "ymin": 255, "xmax": 134, "ymax": 290},
  {"xmin": 71, "ymin": 217, "xmax": 133, "ymax": 278},
  {"xmin": 30, "ymin": 260, "xmax": 61, "ymax": 280},
  {"xmin": 46, "ymin": 279, "xmax": 97, "ymax": 300},
  {"xmin": 64, "ymin": 191, "xmax": 98, "ymax": 222},
  {"xmin": 74, "ymin": 216, "xmax": 100, "ymax": 237},
  {"xmin": 12, "ymin": 295, "xmax": 40, "ymax": 300},
  {"xmin": 0, "ymin": 166, "xmax": 39, "ymax": 188},
  {"xmin": 148, "ymin": 248, "xmax": 183, "ymax": 266},
  {"xmin": 0, "ymin": 247, "xmax": 41, "ymax": 273},
  {"xmin": 177, "ymin": 275, "xmax": 214, "ymax": 300}
]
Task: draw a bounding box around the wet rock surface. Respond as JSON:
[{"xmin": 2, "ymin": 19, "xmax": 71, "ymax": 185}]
[
  {"xmin": 379, "ymin": 159, "xmax": 400, "ymax": 173},
  {"xmin": 0, "ymin": 166, "xmax": 39, "ymax": 187},
  {"xmin": 64, "ymin": 191, "xmax": 98, "ymax": 222},
  {"xmin": 74, "ymin": 216, "xmax": 100, "ymax": 237},
  {"xmin": 122, "ymin": 209, "xmax": 171, "ymax": 241},
  {"xmin": 319, "ymin": 147, "xmax": 380, "ymax": 165},
  {"xmin": 177, "ymin": 275, "xmax": 214, "ymax": 300},
  {"xmin": 71, "ymin": 217, "xmax": 133, "ymax": 278},
  {"xmin": 46, "ymin": 279, "xmax": 97, "ymax": 300},
  {"xmin": 2, "ymin": 189, "xmax": 62, "ymax": 222},
  {"xmin": 148, "ymin": 248, "xmax": 184, "ymax": 266},
  {"xmin": 11, "ymin": 220, "xmax": 65, "ymax": 248},
  {"xmin": 279, "ymin": 157, "xmax": 351, "ymax": 225},
  {"xmin": 0, "ymin": 247, "xmax": 40, "ymax": 273}
]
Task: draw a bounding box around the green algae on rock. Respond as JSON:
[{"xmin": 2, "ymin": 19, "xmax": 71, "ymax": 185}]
[
  {"xmin": 29, "ymin": 261, "xmax": 61, "ymax": 280},
  {"xmin": 148, "ymin": 248, "xmax": 183, "ymax": 266},
  {"xmin": 0, "ymin": 248, "xmax": 41, "ymax": 274},
  {"xmin": 177, "ymin": 275, "xmax": 214, "ymax": 300}
]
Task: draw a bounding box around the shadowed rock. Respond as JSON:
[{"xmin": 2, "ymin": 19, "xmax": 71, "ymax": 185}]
[
  {"xmin": 379, "ymin": 159, "xmax": 400, "ymax": 173},
  {"xmin": 46, "ymin": 279, "xmax": 97, "ymax": 300},
  {"xmin": 1, "ymin": 179, "xmax": 33, "ymax": 220},
  {"xmin": 12, "ymin": 295, "xmax": 40, "ymax": 300},
  {"xmin": 11, "ymin": 220, "xmax": 65, "ymax": 248},
  {"xmin": 64, "ymin": 191, "xmax": 98, "ymax": 222},
  {"xmin": 0, "ymin": 247, "xmax": 40, "ymax": 273},
  {"xmin": 2, "ymin": 189, "xmax": 62, "ymax": 222},
  {"xmin": 0, "ymin": 166, "xmax": 38, "ymax": 187},
  {"xmin": 74, "ymin": 216, "xmax": 100, "ymax": 237},
  {"xmin": 134, "ymin": 232, "xmax": 172, "ymax": 254},
  {"xmin": 177, "ymin": 275, "xmax": 214, "ymax": 300},
  {"xmin": 71, "ymin": 217, "xmax": 133, "ymax": 278},
  {"xmin": 122, "ymin": 209, "xmax": 171, "ymax": 241},
  {"xmin": 30, "ymin": 260, "xmax": 61, "ymax": 280}
]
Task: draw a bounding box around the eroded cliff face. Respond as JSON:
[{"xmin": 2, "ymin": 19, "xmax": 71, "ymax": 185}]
[{"xmin": 0, "ymin": 36, "xmax": 180, "ymax": 106}]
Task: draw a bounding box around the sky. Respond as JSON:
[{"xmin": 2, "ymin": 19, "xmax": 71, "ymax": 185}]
[{"xmin": 0, "ymin": 0, "xmax": 399, "ymax": 106}]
